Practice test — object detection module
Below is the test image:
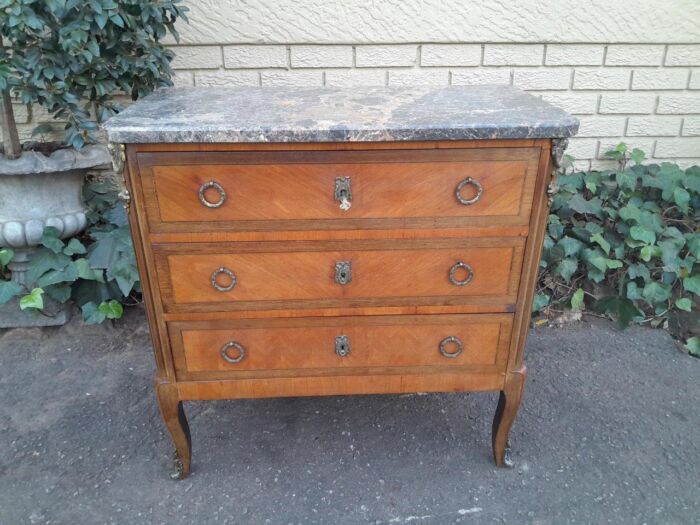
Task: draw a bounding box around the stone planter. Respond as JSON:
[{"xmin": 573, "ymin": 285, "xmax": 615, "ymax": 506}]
[{"xmin": 0, "ymin": 145, "xmax": 111, "ymax": 327}]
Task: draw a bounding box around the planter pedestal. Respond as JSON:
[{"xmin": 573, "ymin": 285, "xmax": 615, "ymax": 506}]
[{"xmin": 0, "ymin": 145, "xmax": 111, "ymax": 328}]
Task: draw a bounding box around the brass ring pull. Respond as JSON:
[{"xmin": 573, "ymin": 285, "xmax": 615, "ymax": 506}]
[
  {"xmin": 198, "ymin": 180, "xmax": 226, "ymax": 208},
  {"xmin": 455, "ymin": 177, "xmax": 483, "ymax": 205},
  {"xmin": 439, "ymin": 336, "xmax": 463, "ymax": 358},
  {"xmin": 220, "ymin": 341, "xmax": 246, "ymax": 364},
  {"xmin": 211, "ymin": 266, "xmax": 237, "ymax": 292},
  {"xmin": 448, "ymin": 261, "xmax": 474, "ymax": 286},
  {"xmin": 335, "ymin": 335, "xmax": 351, "ymax": 357}
]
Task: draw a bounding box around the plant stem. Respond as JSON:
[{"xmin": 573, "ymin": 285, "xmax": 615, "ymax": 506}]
[{"xmin": 0, "ymin": 88, "xmax": 21, "ymax": 158}]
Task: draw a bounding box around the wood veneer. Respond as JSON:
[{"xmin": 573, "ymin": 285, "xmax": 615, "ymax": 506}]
[{"xmin": 124, "ymin": 139, "xmax": 555, "ymax": 479}]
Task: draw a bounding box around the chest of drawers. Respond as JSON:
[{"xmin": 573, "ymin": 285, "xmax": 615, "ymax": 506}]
[{"xmin": 104, "ymin": 86, "xmax": 577, "ymax": 479}]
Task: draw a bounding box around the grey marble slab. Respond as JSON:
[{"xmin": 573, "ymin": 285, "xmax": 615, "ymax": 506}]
[{"xmin": 103, "ymin": 85, "xmax": 578, "ymax": 144}]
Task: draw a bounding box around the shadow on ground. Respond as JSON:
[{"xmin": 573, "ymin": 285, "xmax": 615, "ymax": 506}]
[{"xmin": 0, "ymin": 306, "xmax": 698, "ymax": 524}]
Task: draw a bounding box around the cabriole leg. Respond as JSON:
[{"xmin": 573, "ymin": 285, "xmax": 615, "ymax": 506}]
[
  {"xmin": 492, "ymin": 366, "xmax": 527, "ymax": 467},
  {"xmin": 155, "ymin": 379, "xmax": 192, "ymax": 479}
]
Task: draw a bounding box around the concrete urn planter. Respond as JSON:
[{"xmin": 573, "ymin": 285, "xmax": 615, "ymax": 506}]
[{"xmin": 0, "ymin": 145, "xmax": 111, "ymax": 327}]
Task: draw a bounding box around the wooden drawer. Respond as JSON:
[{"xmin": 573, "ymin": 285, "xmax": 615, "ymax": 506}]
[
  {"xmin": 169, "ymin": 313, "xmax": 513, "ymax": 379},
  {"xmin": 137, "ymin": 148, "xmax": 541, "ymax": 232},
  {"xmin": 155, "ymin": 238, "xmax": 525, "ymax": 312}
]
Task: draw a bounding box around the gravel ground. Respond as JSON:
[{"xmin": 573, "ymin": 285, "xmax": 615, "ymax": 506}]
[{"xmin": 0, "ymin": 306, "xmax": 698, "ymax": 525}]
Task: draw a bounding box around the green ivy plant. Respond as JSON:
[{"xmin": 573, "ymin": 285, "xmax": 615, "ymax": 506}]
[
  {"xmin": 0, "ymin": 0, "xmax": 188, "ymax": 154},
  {"xmin": 535, "ymin": 143, "xmax": 700, "ymax": 357},
  {"xmin": 0, "ymin": 177, "xmax": 139, "ymax": 323}
]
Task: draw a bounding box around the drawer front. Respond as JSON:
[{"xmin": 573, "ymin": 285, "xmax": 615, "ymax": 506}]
[
  {"xmin": 169, "ymin": 314, "xmax": 513, "ymax": 378},
  {"xmin": 155, "ymin": 238, "xmax": 524, "ymax": 310},
  {"xmin": 138, "ymin": 148, "xmax": 540, "ymax": 231}
]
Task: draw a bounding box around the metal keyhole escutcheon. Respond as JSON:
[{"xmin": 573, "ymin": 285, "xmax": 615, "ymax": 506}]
[
  {"xmin": 335, "ymin": 261, "xmax": 352, "ymax": 285},
  {"xmin": 334, "ymin": 176, "xmax": 352, "ymax": 211},
  {"xmin": 335, "ymin": 335, "xmax": 351, "ymax": 357}
]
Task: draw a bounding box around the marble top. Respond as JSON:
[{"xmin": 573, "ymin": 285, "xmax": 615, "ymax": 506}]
[{"xmin": 103, "ymin": 85, "xmax": 578, "ymax": 144}]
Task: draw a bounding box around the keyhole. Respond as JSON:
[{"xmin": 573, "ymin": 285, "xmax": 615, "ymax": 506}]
[{"xmin": 340, "ymin": 271, "xmax": 346, "ymax": 280}]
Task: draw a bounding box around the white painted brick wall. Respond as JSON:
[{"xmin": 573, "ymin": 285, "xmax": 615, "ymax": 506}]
[
  {"xmin": 483, "ymin": 44, "xmax": 544, "ymax": 66},
  {"xmin": 665, "ymin": 45, "xmax": 700, "ymax": 66},
  {"xmin": 627, "ymin": 117, "xmax": 682, "ymax": 136},
  {"xmin": 356, "ymin": 45, "xmax": 417, "ymax": 67},
  {"xmin": 223, "ymin": 45, "xmax": 287, "ymax": 69},
  {"xmin": 682, "ymin": 117, "xmax": 700, "ymax": 136},
  {"xmin": 7, "ymin": 1, "xmax": 700, "ymax": 168},
  {"xmin": 573, "ymin": 69, "xmax": 631, "ymax": 90},
  {"xmin": 632, "ymin": 69, "xmax": 689, "ymax": 90},
  {"xmin": 421, "ymin": 45, "xmax": 481, "ymax": 67},
  {"xmin": 545, "ymin": 45, "xmax": 604, "ymax": 66},
  {"xmin": 605, "ymin": 45, "xmax": 665, "ymax": 66},
  {"xmin": 291, "ymin": 46, "xmax": 353, "ymax": 68}
]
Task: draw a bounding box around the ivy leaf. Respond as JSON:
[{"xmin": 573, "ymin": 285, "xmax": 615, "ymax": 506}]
[
  {"xmin": 683, "ymin": 168, "xmax": 700, "ymax": 193},
  {"xmin": 0, "ymin": 281, "xmax": 23, "ymax": 305},
  {"xmin": 630, "ymin": 226, "xmax": 656, "ymax": 245},
  {"xmin": 619, "ymin": 204, "xmax": 641, "ymax": 223},
  {"xmin": 26, "ymin": 249, "xmax": 71, "ymax": 285},
  {"xmin": 583, "ymin": 248, "xmax": 609, "ymax": 273},
  {"xmin": 606, "ymin": 259, "xmax": 623, "ymax": 269},
  {"xmin": 532, "ymin": 293, "xmax": 550, "ymax": 313},
  {"xmin": 627, "ymin": 263, "xmax": 650, "ymax": 281},
  {"xmin": 74, "ymin": 258, "xmax": 105, "ymax": 282},
  {"xmin": 63, "ymin": 238, "xmax": 87, "ymax": 256},
  {"xmin": 616, "ymin": 170, "xmax": 638, "ymax": 191},
  {"xmin": 0, "ymin": 248, "xmax": 14, "ymax": 268},
  {"xmin": 41, "ymin": 227, "xmax": 64, "ymax": 254},
  {"xmin": 642, "ymin": 282, "xmax": 672, "ymax": 306},
  {"xmin": 630, "ymin": 148, "xmax": 646, "ymax": 165},
  {"xmin": 640, "ymin": 245, "xmax": 662, "ymax": 262},
  {"xmin": 98, "ymin": 299, "xmax": 123, "ymax": 320},
  {"xmin": 570, "ymin": 288, "xmax": 585, "ymax": 311},
  {"xmin": 686, "ymin": 337, "xmax": 700, "ymax": 358},
  {"xmin": 590, "ymin": 233, "xmax": 611, "ymax": 255},
  {"xmin": 557, "ymin": 237, "xmax": 584, "ymax": 257},
  {"xmin": 81, "ymin": 301, "xmax": 106, "ymax": 324},
  {"xmin": 594, "ymin": 296, "xmax": 644, "ymax": 328},
  {"xmin": 673, "ymin": 187, "xmax": 690, "ymax": 213},
  {"xmin": 555, "ymin": 258, "xmax": 579, "ymax": 282},
  {"xmin": 568, "ymin": 194, "xmax": 603, "ymax": 216},
  {"xmin": 687, "ymin": 234, "xmax": 700, "ymax": 259},
  {"xmin": 626, "ymin": 282, "xmax": 642, "ymax": 301},
  {"xmin": 44, "ymin": 283, "xmax": 72, "ymax": 303},
  {"xmin": 37, "ymin": 261, "xmax": 78, "ymax": 287},
  {"xmin": 684, "ymin": 275, "xmax": 700, "ymax": 296},
  {"xmin": 19, "ymin": 288, "xmax": 44, "ymax": 310},
  {"xmin": 675, "ymin": 297, "xmax": 692, "ymax": 312}
]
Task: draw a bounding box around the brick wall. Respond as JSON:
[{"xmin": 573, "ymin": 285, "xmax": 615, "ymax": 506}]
[
  {"xmin": 7, "ymin": 0, "xmax": 700, "ymax": 169},
  {"xmin": 166, "ymin": 42, "xmax": 700, "ymax": 169}
]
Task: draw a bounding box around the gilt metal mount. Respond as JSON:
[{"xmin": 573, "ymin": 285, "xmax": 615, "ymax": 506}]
[
  {"xmin": 107, "ymin": 142, "xmax": 130, "ymax": 211},
  {"xmin": 551, "ymin": 138, "xmax": 569, "ymax": 169}
]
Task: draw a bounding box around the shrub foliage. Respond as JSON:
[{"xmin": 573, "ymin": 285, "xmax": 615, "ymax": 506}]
[
  {"xmin": 0, "ymin": 0, "xmax": 187, "ymax": 149},
  {"xmin": 537, "ymin": 144, "xmax": 699, "ymax": 356}
]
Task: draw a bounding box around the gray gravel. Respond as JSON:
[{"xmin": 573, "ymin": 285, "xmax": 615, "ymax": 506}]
[{"xmin": 0, "ymin": 307, "xmax": 698, "ymax": 525}]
